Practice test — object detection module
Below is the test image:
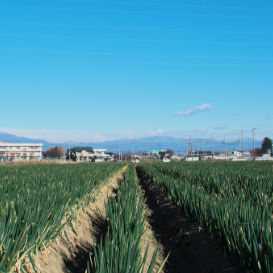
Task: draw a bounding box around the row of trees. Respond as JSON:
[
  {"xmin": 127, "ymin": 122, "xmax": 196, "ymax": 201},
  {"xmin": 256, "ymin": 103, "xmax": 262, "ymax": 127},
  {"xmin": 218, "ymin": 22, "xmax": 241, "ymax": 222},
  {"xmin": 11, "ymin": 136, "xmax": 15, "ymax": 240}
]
[
  {"xmin": 44, "ymin": 146, "xmax": 65, "ymax": 158},
  {"xmin": 261, "ymin": 137, "xmax": 272, "ymax": 154}
]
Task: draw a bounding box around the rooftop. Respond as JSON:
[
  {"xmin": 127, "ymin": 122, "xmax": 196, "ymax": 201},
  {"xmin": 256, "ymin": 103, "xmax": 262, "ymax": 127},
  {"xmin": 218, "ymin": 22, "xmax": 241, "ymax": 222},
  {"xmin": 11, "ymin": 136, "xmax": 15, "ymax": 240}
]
[{"xmin": 73, "ymin": 147, "xmax": 94, "ymax": 153}]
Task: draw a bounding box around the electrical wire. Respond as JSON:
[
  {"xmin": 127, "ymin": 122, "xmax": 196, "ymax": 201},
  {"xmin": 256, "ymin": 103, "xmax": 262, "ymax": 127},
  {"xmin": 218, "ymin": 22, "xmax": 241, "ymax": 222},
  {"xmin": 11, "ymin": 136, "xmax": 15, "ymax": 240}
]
[
  {"xmin": 1, "ymin": 5, "xmax": 273, "ymax": 19},
  {"xmin": 1, "ymin": 21, "xmax": 273, "ymax": 35},
  {"xmin": 1, "ymin": 33, "xmax": 273, "ymax": 46},
  {"xmin": 1, "ymin": 48, "xmax": 272, "ymax": 60},
  {"xmin": 0, "ymin": 57, "xmax": 272, "ymax": 66},
  {"xmin": 45, "ymin": 0, "xmax": 273, "ymax": 11}
]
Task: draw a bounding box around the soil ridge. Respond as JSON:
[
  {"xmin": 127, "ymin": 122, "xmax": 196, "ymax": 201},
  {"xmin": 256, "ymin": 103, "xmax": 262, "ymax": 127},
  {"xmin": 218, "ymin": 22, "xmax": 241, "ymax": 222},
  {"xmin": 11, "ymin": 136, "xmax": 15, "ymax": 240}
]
[{"xmin": 31, "ymin": 165, "xmax": 127, "ymax": 273}]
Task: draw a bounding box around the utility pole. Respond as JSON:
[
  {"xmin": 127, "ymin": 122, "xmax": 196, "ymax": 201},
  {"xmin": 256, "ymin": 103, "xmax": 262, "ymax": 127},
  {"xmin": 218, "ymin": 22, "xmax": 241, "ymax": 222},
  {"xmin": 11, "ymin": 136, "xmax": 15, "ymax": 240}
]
[
  {"xmin": 68, "ymin": 141, "xmax": 72, "ymax": 161},
  {"xmin": 252, "ymin": 127, "xmax": 256, "ymax": 160},
  {"xmin": 236, "ymin": 140, "xmax": 240, "ymax": 152},
  {"xmin": 224, "ymin": 134, "xmax": 227, "ymax": 160},
  {"xmin": 196, "ymin": 139, "xmax": 198, "ymax": 157},
  {"xmin": 119, "ymin": 142, "xmax": 120, "ymax": 161},
  {"xmin": 241, "ymin": 129, "xmax": 244, "ymax": 158},
  {"xmin": 121, "ymin": 149, "xmax": 122, "ymax": 162},
  {"xmin": 212, "ymin": 138, "xmax": 214, "ymax": 161},
  {"xmin": 132, "ymin": 139, "xmax": 134, "ymax": 159},
  {"xmin": 203, "ymin": 139, "xmax": 205, "ymax": 159},
  {"xmin": 190, "ymin": 134, "xmax": 193, "ymax": 161}
]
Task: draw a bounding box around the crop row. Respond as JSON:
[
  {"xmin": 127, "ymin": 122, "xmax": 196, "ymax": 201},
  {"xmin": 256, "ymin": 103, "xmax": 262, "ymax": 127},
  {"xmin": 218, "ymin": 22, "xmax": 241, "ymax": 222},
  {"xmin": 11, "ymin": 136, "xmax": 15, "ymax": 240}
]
[
  {"xmin": 87, "ymin": 164, "xmax": 161, "ymax": 273},
  {"xmin": 0, "ymin": 163, "xmax": 125, "ymax": 272},
  {"xmin": 138, "ymin": 162, "xmax": 273, "ymax": 273}
]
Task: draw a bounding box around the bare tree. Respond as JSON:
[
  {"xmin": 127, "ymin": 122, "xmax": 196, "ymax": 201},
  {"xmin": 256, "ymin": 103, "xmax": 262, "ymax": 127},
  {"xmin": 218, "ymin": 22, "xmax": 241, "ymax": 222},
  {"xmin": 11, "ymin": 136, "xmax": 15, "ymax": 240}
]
[
  {"xmin": 46, "ymin": 146, "xmax": 65, "ymax": 158},
  {"xmin": 166, "ymin": 149, "xmax": 174, "ymax": 159}
]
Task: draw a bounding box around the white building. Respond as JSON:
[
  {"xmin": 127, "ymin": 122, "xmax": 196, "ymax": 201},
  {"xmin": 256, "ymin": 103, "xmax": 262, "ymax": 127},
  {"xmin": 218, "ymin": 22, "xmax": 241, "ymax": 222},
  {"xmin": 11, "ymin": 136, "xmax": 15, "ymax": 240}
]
[
  {"xmin": 71, "ymin": 147, "xmax": 111, "ymax": 162},
  {"xmin": 185, "ymin": 156, "xmax": 199, "ymax": 162},
  {"xmin": 256, "ymin": 154, "xmax": 273, "ymax": 161},
  {"xmin": 0, "ymin": 142, "xmax": 43, "ymax": 161},
  {"xmin": 202, "ymin": 150, "xmax": 246, "ymax": 161}
]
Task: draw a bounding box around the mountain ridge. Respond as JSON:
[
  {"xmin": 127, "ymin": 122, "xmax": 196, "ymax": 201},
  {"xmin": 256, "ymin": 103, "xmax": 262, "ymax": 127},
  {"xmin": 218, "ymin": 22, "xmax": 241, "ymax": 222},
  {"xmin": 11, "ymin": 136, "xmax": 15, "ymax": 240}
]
[{"xmin": 0, "ymin": 132, "xmax": 264, "ymax": 153}]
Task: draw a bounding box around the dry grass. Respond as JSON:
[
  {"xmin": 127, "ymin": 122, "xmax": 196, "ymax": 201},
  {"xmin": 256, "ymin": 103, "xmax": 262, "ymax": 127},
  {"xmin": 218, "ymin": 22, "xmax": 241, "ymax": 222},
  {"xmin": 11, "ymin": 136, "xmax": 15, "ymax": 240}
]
[{"xmin": 0, "ymin": 159, "xmax": 74, "ymax": 165}]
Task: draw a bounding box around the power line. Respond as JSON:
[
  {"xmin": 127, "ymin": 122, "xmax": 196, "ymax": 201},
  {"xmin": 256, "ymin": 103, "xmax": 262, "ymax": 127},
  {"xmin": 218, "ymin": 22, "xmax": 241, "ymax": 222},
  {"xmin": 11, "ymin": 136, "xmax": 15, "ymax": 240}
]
[
  {"xmin": 1, "ymin": 21, "xmax": 273, "ymax": 35},
  {"xmin": 1, "ymin": 48, "xmax": 273, "ymax": 60},
  {"xmin": 2, "ymin": 34, "xmax": 273, "ymax": 46},
  {"xmin": 48, "ymin": 0, "xmax": 273, "ymax": 11},
  {"xmin": 1, "ymin": 5, "xmax": 273, "ymax": 19},
  {"xmin": 1, "ymin": 56, "xmax": 273, "ymax": 66}
]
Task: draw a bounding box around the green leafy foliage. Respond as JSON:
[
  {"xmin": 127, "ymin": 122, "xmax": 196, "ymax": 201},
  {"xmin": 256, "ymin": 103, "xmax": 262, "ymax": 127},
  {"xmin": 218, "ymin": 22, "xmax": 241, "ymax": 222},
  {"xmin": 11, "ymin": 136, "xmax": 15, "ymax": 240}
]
[
  {"xmin": 138, "ymin": 161, "xmax": 273, "ymax": 273},
  {"xmin": 88, "ymin": 164, "xmax": 160, "ymax": 273},
  {"xmin": 261, "ymin": 137, "xmax": 272, "ymax": 154},
  {"xmin": 0, "ymin": 163, "xmax": 125, "ymax": 272}
]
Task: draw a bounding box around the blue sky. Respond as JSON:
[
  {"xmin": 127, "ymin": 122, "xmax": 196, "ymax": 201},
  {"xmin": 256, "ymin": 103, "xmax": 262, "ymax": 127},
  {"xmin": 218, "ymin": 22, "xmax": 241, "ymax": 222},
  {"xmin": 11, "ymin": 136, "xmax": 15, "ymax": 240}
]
[{"xmin": 0, "ymin": 0, "xmax": 272, "ymax": 142}]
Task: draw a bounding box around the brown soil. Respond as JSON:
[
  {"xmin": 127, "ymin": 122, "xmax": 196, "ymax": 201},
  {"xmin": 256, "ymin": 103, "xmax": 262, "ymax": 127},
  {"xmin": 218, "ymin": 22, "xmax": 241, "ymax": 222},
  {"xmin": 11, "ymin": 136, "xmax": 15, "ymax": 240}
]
[
  {"xmin": 133, "ymin": 167, "xmax": 166, "ymax": 273},
  {"xmin": 136, "ymin": 167, "xmax": 237, "ymax": 273},
  {"xmin": 24, "ymin": 165, "xmax": 127, "ymax": 273},
  {"xmin": 141, "ymin": 218, "xmax": 165, "ymax": 273}
]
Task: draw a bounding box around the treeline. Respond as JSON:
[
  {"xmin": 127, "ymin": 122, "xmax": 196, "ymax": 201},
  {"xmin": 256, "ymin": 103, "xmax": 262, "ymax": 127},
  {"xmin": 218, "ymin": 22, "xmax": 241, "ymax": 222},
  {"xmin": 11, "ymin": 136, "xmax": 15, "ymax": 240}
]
[{"xmin": 44, "ymin": 146, "xmax": 65, "ymax": 158}]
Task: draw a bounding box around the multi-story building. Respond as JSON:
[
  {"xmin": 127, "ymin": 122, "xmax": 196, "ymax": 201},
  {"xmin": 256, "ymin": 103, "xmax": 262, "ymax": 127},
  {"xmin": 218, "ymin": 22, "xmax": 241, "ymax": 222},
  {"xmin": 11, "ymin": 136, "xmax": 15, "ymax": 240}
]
[{"xmin": 0, "ymin": 142, "xmax": 43, "ymax": 161}]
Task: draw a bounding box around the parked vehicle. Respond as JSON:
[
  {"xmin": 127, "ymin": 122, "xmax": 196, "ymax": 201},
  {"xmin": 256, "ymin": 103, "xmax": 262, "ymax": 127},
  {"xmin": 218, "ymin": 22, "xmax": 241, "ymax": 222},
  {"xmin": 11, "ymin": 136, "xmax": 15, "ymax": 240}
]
[
  {"xmin": 132, "ymin": 159, "xmax": 140, "ymax": 163},
  {"xmin": 163, "ymin": 158, "xmax": 170, "ymax": 162},
  {"xmin": 95, "ymin": 158, "xmax": 104, "ymax": 162}
]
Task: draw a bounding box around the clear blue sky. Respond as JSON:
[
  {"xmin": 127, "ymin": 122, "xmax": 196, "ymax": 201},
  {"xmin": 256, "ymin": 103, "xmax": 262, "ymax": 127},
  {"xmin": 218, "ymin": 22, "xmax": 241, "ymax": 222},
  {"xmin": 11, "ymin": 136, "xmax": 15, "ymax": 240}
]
[{"xmin": 0, "ymin": 0, "xmax": 272, "ymax": 142}]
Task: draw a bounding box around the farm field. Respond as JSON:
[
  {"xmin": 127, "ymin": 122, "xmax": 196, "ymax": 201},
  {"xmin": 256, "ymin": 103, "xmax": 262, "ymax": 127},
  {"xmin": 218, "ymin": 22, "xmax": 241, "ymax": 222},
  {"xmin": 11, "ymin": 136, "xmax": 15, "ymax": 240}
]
[
  {"xmin": 138, "ymin": 161, "xmax": 273, "ymax": 273},
  {"xmin": 1, "ymin": 161, "xmax": 273, "ymax": 272},
  {"xmin": 0, "ymin": 163, "xmax": 126, "ymax": 272}
]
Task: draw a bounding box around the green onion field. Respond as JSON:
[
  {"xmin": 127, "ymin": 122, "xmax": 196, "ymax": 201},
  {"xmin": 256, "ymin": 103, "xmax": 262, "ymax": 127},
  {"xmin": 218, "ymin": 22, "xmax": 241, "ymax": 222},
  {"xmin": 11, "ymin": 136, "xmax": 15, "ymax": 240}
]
[{"xmin": 1, "ymin": 161, "xmax": 273, "ymax": 272}]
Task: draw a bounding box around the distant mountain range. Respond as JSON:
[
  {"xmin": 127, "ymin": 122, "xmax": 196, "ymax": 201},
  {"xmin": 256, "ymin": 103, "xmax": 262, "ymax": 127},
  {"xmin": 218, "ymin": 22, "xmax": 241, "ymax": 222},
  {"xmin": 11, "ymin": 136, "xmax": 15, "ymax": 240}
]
[
  {"xmin": 0, "ymin": 132, "xmax": 47, "ymax": 143},
  {"xmin": 0, "ymin": 132, "xmax": 263, "ymax": 154}
]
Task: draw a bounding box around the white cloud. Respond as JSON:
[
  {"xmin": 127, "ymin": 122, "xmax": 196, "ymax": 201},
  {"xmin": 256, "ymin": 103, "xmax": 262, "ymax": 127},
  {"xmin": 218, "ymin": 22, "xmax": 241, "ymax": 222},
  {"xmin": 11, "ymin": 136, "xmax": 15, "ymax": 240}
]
[
  {"xmin": 265, "ymin": 114, "xmax": 273, "ymax": 119},
  {"xmin": 174, "ymin": 103, "xmax": 213, "ymax": 116},
  {"xmin": 213, "ymin": 125, "xmax": 227, "ymax": 130}
]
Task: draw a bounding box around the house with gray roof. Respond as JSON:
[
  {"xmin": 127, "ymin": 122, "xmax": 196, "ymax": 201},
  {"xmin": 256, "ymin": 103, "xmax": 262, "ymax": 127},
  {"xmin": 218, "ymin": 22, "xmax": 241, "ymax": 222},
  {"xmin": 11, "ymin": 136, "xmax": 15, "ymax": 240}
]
[{"xmin": 68, "ymin": 147, "xmax": 111, "ymax": 162}]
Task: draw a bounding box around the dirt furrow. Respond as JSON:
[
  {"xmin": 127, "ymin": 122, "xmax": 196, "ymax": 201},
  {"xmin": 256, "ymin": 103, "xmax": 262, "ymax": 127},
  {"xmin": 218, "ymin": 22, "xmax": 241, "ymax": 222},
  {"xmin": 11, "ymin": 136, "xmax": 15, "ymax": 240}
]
[
  {"xmin": 136, "ymin": 166, "xmax": 195, "ymax": 273},
  {"xmin": 136, "ymin": 166, "xmax": 237, "ymax": 273}
]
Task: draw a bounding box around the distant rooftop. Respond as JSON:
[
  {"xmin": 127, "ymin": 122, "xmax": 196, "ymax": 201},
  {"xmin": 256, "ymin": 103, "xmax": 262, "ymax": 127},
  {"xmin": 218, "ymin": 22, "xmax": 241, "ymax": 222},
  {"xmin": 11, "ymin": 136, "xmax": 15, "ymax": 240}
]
[{"xmin": 73, "ymin": 147, "xmax": 93, "ymax": 153}]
